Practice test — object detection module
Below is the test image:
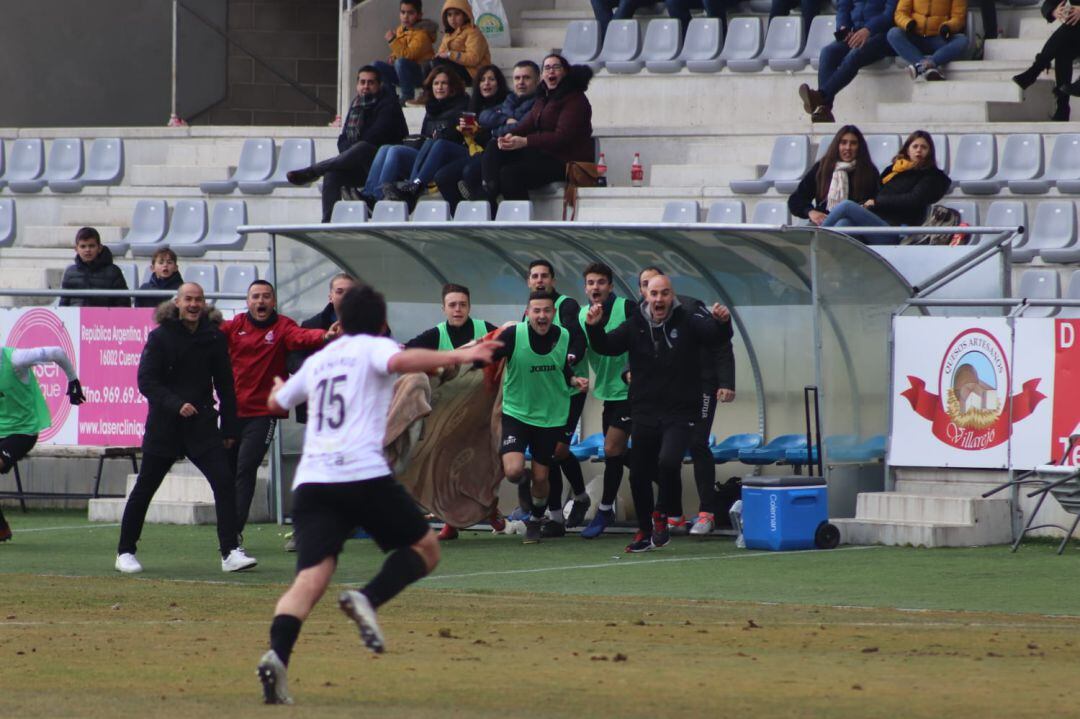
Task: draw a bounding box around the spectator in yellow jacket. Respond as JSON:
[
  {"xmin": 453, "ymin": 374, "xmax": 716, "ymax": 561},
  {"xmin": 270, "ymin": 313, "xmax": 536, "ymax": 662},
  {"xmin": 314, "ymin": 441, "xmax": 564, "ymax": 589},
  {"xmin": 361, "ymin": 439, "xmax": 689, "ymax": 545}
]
[
  {"xmin": 433, "ymin": 0, "xmax": 491, "ymax": 86},
  {"xmin": 887, "ymin": 0, "xmax": 967, "ymax": 81},
  {"xmin": 374, "ymin": 0, "xmax": 436, "ymax": 104}
]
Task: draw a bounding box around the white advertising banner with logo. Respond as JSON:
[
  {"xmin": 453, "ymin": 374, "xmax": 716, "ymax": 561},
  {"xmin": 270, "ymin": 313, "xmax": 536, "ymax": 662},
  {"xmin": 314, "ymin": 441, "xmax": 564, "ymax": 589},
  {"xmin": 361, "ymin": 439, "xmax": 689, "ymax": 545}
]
[{"xmin": 890, "ymin": 316, "xmax": 1071, "ymax": 470}]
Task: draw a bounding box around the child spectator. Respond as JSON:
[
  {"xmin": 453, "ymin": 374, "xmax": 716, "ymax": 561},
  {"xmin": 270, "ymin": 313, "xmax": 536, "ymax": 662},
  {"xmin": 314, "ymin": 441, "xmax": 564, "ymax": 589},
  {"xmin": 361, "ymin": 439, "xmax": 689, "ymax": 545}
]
[
  {"xmin": 788, "ymin": 125, "xmax": 881, "ymax": 225},
  {"xmin": 373, "ymin": 0, "xmax": 436, "ymax": 104},
  {"xmin": 822, "ymin": 129, "xmax": 951, "ymax": 245},
  {"xmin": 135, "ymin": 248, "xmax": 184, "ymax": 308},
  {"xmin": 888, "ymin": 0, "xmax": 967, "ymax": 81},
  {"xmin": 59, "ymin": 227, "xmax": 129, "ymax": 307},
  {"xmin": 432, "ymin": 0, "xmax": 491, "ymax": 86},
  {"xmin": 797, "ymin": 0, "xmax": 899, "ymax": 123}
]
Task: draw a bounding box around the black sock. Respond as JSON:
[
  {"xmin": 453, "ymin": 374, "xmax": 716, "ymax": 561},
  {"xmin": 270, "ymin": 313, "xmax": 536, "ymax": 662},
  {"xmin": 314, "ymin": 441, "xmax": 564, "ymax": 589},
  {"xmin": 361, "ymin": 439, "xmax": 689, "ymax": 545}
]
[
  {"xmin": 547, "ymin": 464, "xmax": 564, "ymax": 511},
  {"xmin": 361, "ymin": 547, "xmax": 428, "ymax": 609},
  {"xmin": 561, "ymin": 456, "xmax": 585, "ymax": 496},
  {"xmin": 601, "ymin": 455, "xmax": 625, "ymax": 506},
  {"xmin": 0, "ymin": 505, "xmax": 7, "ymax": 526},
  {"xmin": 269, "ymin": 614, "xmax": 303, "ymax": 666}
]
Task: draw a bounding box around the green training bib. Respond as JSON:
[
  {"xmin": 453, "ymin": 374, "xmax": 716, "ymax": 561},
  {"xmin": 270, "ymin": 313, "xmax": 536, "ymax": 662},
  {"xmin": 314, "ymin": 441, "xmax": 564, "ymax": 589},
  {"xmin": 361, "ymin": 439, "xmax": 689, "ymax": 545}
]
[
  {"xmin": 436, "ymin": 318, "xmax": 488, "ymax": 351},
  {"xmin": 501, "ymin": 322, "xmax": 571, "ymax": 428},
  {"xmin": 0, "ymin": 347, "xmax": 52, "ymax": 436},
  {"xmin": 579, "ymin": 297, "xmax": 630, "ymax": 401}
]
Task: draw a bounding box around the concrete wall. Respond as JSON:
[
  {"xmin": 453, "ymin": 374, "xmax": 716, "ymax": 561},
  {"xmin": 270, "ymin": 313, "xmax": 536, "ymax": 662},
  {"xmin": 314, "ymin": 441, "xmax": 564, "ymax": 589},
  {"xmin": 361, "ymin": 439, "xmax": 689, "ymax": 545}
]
[{"xmin": 201, "ymin": 0, "xmax": 339, "ymax": 126}]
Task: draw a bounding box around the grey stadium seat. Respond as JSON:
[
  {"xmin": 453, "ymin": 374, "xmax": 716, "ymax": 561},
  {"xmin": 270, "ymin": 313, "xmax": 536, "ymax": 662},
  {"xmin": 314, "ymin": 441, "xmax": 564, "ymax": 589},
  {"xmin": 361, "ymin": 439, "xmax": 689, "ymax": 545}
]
[
  {"xmin": 664, "ymin": 18, "xmax": 724, "ymax": 73},
  {"xmin": 948, "ymin": 134, "xmax": 996, "ymax": 186},
  {"xmin": 806, "ymin": 15, "xmax": 837, "ymax": 70},
  {"xmin": 941, "ymin": 200, "xmax": 979, "ymax": 229},
  {"xmin": 761, "ymin": 17, "xmax": 807, "ymax": 72},
  {"xmin": 718, "ymin": 18, "xmax": 764, "ymax": 72},
  {"xmin": 217, "ymin": 264, "xmax": 259, "ymax": 310},
  {"xmin": 495, "ymin": 200, "xmax": 533, "ymax": 222},
  {"xmin": 1017, "ymin": 268, "xmax": 1060, "ymax": 318},
  {"xmin": 117, "ymin": 262, "xmax": 139, "ymax": 294},
  {"xmin": 932, "ymin": 133, "xmax": 950, "ymax": 174},
  {"xmin": 1014, "ymin": 201, "xmax": 1077, "ymax": 263},
  {"xmin": 1010, "ymin": 134, "xmax": 1080, "ymax": 195},
  {"xmin": 983, "ymin": 200, "xmax": 1028, "ymax": 248},
  {"xmin": 0, "ymin": 141, "xmax": 5, "ymax": 190},
  {"xmin": 329, "ymin": 201, "xmax": 369, "ymax": 223},
  {"xmin": 199, "ymin": 138, "xmax": 274, "ymax": 194},
  {"xmin": 133, "ymin": 200, "xmax": 207, "ymax": 257},
  {"xmin": 1059, "ymin": 271, "xmax": 1080, "ymax": 319},
  {"xmin": 14, "ymin": 138, "xmax": 84, "ymax": 193},
  {"xmin": 597, "ymin": 20, "xmax": 644, "ymax": 74},
  {"xmin": 0, "ymin": 198, "xmax": 14, "ymax": 247},
  {"xmin": 634, "ymin": 19, "xmax": 683, "ymax": 74},
  {"xmin": 960, "ymin": 134, "xmax": 1043, "ymax": 195},
  {"xmin": 864, "ymin": 134, "xmax": 899, "ymax": 174},
  {"xmin": 185, "ymin": 264, "xmax": 219, "ymax": 294},
  {"xmin": 118, "ymin": 200, "xmax": 168, "ymax": 255},
  {"xmin": 371, "ymin": 200, "xmax": 409, "ymax": 223},
  {"xmin": 454, "ymin": 201, "xmax": 491, "ymax": 222},
  {"xmin": 562, "ymin": 20, "xmax": 602, "ymax": 67},
  {"xmin": 3, "ymin": 139, "xmax": 45, "ymax": 193},
  {"xmin": 412, "ymin": 201, "xmax": 451, "ymax": 222},
  {"xmin": 706, "ymin": 199, "xmax": 745, "ymax": 223},
  {"xmin": 239, "ymin": 138, "xmax": 314, "ymax": 194},
  {"xmin": 51, "ymin": 138, "xmax": 124, "ymax": 193},
  {"xmin": 750, "ymin": 200, "xmax": 790, "ymax": 225},
  {"xmin": 730, "ymin": 135, "xmax": 809, "ymax": 194},
  {"xmin": 661, "ymin": 200, "xmax": 700, "ymax": 223},
  {"xmin": 175, "ymin": 200, "xmax": 247, "ymax": 256}
]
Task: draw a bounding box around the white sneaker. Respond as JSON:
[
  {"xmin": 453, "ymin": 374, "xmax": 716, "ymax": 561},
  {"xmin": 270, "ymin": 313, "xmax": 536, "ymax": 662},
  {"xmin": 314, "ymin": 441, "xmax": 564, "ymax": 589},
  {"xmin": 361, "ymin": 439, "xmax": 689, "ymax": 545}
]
[
  {"xmin": 115, "ymin": 553, "xmax": 143, "ymax": 573},
  {"xmin": 338, "ymin": 589, "xmax": 385, "ymax": 653},
  {"xmin": 221, "ymin": 547, "xmax": 258, "ymax": 572},
  {"xmin": 689, "ymin": 512, "xmax": 716, "ymax": 536},
  {"xmin": 257, "ymin": 649, "xmax": 293, "ymax": 705}
]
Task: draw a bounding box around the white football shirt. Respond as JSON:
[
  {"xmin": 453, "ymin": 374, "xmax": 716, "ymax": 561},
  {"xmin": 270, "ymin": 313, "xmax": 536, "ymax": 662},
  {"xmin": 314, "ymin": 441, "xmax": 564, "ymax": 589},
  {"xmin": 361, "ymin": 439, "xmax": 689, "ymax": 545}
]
[{"xmin": 274, "ymin": 333, "xmax": 400, "ymax": 488}]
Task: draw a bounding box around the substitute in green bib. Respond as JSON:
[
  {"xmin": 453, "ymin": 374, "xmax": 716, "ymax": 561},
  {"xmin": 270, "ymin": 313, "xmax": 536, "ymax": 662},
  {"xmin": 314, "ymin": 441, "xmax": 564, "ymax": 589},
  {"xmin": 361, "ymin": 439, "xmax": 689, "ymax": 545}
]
[
  {"xmin": 492, "ymin": 290, "xmax": 587, "ymax": 544},
  {"xmin": 404, "ymin": 283, "xmax": 496, "ymax": 351},
  {"xmin": 577, "ymin": 262, "xmax": 635, "ymax": 540},
  {"xmin": 0, "ymin": 345, "xmax": 86, "ymax": 542},
  {"xmin": 523, "ymin": 259, "xmax": 590, "ymax": 538}
]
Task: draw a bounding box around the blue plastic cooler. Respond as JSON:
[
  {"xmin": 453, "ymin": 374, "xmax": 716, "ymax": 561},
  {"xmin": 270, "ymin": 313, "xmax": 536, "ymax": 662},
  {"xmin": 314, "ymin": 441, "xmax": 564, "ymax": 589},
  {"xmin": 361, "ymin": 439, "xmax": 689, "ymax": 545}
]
[{"xmin": 741, "ymin": 476, "xmax": 828, "ymax": 551}]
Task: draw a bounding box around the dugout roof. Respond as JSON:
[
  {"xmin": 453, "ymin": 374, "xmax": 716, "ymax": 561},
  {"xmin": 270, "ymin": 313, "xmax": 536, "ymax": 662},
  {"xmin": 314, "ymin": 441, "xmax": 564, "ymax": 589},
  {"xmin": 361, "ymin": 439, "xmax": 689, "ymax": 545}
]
[{"xmin": 245, "ymin": 222, "xmax": 913, "ymax": 476}]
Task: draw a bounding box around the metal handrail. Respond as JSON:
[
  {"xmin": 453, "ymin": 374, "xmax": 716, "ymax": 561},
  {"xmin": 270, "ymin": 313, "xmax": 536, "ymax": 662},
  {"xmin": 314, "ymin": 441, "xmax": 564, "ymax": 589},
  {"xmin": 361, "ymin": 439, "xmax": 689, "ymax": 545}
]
[
  {"xmin": 170, "ymin": 0, "xmax": 336, "ymax": 121},
  {"xmin": 0, "ymin": 289, "xmax": 245, "ymax": 300}
]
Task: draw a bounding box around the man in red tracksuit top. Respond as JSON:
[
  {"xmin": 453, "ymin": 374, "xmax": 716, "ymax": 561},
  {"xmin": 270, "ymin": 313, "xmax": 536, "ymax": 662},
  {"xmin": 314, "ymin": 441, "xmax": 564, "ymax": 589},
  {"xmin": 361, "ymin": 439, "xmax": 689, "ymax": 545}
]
[{"xmin": 219, "ymin": 279, "xmax": 341, "ymax": 539}]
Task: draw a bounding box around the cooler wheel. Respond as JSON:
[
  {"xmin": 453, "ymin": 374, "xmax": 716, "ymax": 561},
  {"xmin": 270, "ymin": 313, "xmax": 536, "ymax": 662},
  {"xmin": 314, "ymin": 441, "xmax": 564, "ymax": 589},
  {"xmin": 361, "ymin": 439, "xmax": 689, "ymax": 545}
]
[{"xmin": 814, "ymin": 521, "xmax": 840, "ymax": 549}]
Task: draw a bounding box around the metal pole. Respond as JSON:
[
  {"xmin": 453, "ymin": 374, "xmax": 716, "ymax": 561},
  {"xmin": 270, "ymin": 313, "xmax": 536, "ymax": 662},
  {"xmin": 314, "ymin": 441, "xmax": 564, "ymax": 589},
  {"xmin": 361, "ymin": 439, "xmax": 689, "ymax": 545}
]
[{"xmin": 167, "ymin": 0, "xmax": 187, "ymax": 127}]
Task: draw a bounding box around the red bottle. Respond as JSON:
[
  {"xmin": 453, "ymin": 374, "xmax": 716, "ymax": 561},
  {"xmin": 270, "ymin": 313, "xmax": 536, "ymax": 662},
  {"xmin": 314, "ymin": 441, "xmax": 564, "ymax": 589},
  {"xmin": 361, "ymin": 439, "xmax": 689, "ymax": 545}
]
[
  {"xmin": 630, "ymin": 153, "xmax": 643, "ymax": 187},
  {"xmin": 596, "ymin": 152, "xmax": 608, "ymax": 187}
]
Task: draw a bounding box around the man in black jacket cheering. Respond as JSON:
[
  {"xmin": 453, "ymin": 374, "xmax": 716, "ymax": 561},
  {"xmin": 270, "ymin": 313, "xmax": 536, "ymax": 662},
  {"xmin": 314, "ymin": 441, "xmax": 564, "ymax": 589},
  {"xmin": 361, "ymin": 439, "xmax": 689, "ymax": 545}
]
[
  {"xmin": 286, "ymin": 66, "xmax": 409, "ymax": 222},
  {"xmin": 585, "ymin": 273, "xmax": 734, "ymax": 553},
  {"xmin": 115, "ymin": 282, "xmax": 257, "ymax": 574}
]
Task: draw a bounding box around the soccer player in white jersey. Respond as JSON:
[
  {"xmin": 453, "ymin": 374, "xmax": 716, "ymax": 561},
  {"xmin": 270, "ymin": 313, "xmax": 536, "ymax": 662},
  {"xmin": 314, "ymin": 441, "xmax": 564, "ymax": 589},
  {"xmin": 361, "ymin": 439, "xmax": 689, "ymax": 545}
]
[{"xmin": 256, "ymin": 285, "xmax": 500, "ymax": 705}]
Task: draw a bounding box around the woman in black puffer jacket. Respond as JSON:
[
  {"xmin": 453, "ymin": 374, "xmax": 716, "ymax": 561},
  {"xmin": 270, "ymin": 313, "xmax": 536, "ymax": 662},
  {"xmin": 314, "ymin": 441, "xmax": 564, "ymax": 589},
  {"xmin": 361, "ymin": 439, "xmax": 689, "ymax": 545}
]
[
  {"xmin": 359, "ymin": 66, "xmax": 469, "ymax": 204},
  {"xmin": 822, "ymin": 130, "xmax": 951, "ymax": 245}
]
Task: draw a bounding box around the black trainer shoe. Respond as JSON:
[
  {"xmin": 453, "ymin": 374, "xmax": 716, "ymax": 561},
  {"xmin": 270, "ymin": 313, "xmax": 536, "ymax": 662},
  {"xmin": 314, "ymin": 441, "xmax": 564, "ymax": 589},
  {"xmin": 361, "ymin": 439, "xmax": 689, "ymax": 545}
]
[
  {"xmin": 625, "ymin": 530, "xmax": 654, "ymax": 553},
  {"xmin": 540, "ymin": 520, "xmax": 566, "ymax": 538},
  {"xmin": 523, "ymin": 518, "xmax": 542, "ymax": 544},
  {"xmin": 566, "ymin": 497, "xmax": 591, "ymax": 528},
  {"xmin": 286, "ymin": 167, "xmax": 318, "ymax": 186}
]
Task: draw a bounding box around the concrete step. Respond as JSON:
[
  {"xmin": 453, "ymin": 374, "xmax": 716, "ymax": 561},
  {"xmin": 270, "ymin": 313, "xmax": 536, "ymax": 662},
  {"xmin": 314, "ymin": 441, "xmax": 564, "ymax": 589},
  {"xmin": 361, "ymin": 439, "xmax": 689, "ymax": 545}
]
[
  {"xmin": 832, "ymin": 517, "xmax": 1002, "ymax": 548},
  {"xmin": 59, "ymin": 203, "xmax": 136, "ymax": 226},
  {"xmin": 89, "ymin": 497, "xmax": 219, "ymax": 525},
  {"xmin": 129, "ymin": 164, "xmax": 234, "ymax": 187},
  {"xmin": 650, "ymin": 163, "xmax": 749, "ymax": 186},
  {"xmin": 491, "ymin": 47, "xmax": 547, "ymax": 68},
  {"xmin": 911, "ymin": 79, "xmax": 1022, "ymax": 104},
  {"xmin": 983, "ymin": 38, "xmax": 1049, "ymax": 61},
  {"xmin": 514, "ymin": 25, "xmax": 569, "ymax": 49},
  {"xmin": 22, "ymin": 225, "xmax": 125, "ymax": 248},
  {"xmin": 856, "ymin": 492, "xmax": 1011, "ymax": 524},
  {"xmin": 1016, "ymin": 13, "xmax": 1056, "ymax": 41},
  {"xmin": 875, "ymin": 100, "xmax": 989, "ymax": 123}
]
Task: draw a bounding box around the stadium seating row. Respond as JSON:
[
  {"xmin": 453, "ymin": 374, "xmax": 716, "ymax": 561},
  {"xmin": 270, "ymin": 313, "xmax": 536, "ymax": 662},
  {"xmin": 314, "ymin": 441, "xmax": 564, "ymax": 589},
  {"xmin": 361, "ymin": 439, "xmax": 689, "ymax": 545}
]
[
  {"xmin": 115, "ymin": 262, "xmax": 257, "ymax": 306},
  {"xmin": 330, "ymin": 199, "xmax": 533, "ymax": 223},
  {"xmin": 199, "ymin": 138, "xmax": 314, "ymax": 195},
  {"xmin": 114, "ymin": 199, "xmax": 248, "ymax": 257},
  {"xmin": 733, "ymin": 133, "xmax": 1080, "ymax": 195},
  {"xmin": 1017, "ymin": 268, "xmax": 1080, "ymax": 317},
  {"xmin": 0, "ymin": 138, "xmax": 123, "ymax": 193}
]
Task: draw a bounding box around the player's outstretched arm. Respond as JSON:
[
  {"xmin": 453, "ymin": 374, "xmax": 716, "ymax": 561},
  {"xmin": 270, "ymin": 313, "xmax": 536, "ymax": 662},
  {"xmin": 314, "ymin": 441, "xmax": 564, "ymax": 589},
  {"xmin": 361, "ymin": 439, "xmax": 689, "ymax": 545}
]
[{"xmin": 387, "ymin": 339, "xmax": 502, "ymax": 375}]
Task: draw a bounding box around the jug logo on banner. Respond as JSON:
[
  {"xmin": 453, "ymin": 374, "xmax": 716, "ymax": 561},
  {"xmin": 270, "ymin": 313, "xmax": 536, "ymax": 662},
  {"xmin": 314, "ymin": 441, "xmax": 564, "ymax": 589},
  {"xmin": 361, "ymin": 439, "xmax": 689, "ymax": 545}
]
[
  {"xmin": 6, "ymin": 309, "xmax": 77, "ymax": 442},
  {"xmin": 901, "ymin": 328, "xmax": 1045, "ymax": 450}
]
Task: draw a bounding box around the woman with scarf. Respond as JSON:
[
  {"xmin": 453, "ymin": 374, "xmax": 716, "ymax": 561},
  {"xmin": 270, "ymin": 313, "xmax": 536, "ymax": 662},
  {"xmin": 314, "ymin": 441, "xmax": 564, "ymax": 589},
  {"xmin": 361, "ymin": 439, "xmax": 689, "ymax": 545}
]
[
  {"xmin": 480, "ymin": 53, "xmax": 594, "ymax": 208},
  {"xmin": 1012, "ymin": 0, "xmax": 1080, "ymax": 122},
  {"xmin": 384, "ymin": 64, "xmax": 509, "ymax": 210},
  {"xmin": 788, "ymin": 125, "xmax": 880, "ymax": 227},
  {"xmin": 358, "ymin": 66, "xmax": 469, "ymax": 206},
  {"xmin": 821, "ymin": 130, "xmax": 950, "ymax": 245}
]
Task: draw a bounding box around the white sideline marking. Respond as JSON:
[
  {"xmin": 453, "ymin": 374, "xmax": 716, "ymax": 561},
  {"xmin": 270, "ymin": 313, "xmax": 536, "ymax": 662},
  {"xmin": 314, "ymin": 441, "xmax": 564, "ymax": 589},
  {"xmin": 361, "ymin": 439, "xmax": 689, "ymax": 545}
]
[
  {"xmin": 425, "ymin": 545, "xmax": 881, "ymax": 581},
  {"xmin": 15, "ymin": 523, "xmax": 120, "ymax": 533}
]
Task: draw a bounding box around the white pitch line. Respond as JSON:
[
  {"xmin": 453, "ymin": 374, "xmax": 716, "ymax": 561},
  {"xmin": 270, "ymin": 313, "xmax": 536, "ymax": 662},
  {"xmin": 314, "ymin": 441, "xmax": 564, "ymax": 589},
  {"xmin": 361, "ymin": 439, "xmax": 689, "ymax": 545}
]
[
  {"xmin": 424, "ymin": 544, "xmax": 881, "ymax": 581},
  {"xmin": 13, "ymin": 523, "xmax": 120, "ymax": 533}
]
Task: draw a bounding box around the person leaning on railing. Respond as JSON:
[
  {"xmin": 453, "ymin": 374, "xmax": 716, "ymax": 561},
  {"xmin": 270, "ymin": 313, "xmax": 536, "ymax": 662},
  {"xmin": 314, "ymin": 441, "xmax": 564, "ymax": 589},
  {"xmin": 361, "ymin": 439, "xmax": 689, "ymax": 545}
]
[{"xmin": 821, "ymin": 130, "xmax": 951, "ymax": 245}]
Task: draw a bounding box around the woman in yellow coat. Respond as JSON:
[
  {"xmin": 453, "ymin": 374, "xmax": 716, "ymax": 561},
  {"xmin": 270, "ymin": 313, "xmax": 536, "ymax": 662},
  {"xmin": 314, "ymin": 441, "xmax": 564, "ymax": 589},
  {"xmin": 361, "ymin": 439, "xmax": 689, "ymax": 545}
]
[
  {"xmin": 886, "ymin": 0, "xmax": 967, "ymax": 81},
  {"xmin": 433, "ymin": 0, "xmax": 491, "ymax": 85}
]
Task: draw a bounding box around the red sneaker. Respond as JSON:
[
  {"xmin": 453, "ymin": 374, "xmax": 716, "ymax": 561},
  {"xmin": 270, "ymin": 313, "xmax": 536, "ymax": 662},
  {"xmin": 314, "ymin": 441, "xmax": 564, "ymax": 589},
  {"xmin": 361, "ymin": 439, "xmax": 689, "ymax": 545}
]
[
  {"xmin": 437, "ymin": 524, "xmax": 459, "ymax": 541},
  {"xmin": 488, "ymin": 507, "xmax": 506, "ymax": 533},
  {"xmin": 625, "ymin": 530, "xmax": 653, "ymax": 553}
]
